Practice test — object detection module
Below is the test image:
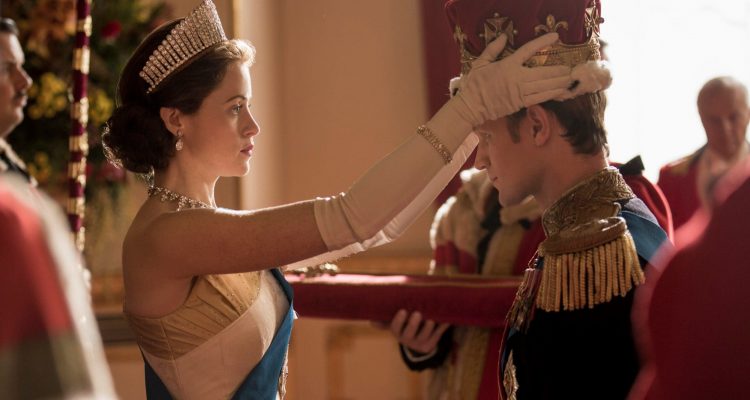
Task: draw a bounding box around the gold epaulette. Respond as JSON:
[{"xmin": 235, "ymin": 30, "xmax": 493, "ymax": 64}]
[{"xmin": 536, "ymin": 217, "xmax": 644, "ymax": 312}]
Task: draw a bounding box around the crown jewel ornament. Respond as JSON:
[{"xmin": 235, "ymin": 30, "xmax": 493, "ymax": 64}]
[
  {"xmin": 447, "ymin": 0, "xmax": 604, "ymax": 75},
  {"xmin": 139, "ymin": 0, "xmax": 228, "ymax": 93}
]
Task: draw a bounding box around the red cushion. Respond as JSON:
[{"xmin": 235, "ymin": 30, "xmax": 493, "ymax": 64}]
[{"xmin": 286, "ymin": 273, "xmax": 521, "ymax": 327}]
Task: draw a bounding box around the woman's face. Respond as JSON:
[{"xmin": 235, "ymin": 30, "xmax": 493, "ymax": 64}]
[{"xmin": 181, "ymin": 61, "xmax": 259, "ymax": 177}]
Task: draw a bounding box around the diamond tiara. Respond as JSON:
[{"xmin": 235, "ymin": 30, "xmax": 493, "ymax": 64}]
[{"xmin": 139, "ymin": 0, "xmax": 228, "ymax": 94}]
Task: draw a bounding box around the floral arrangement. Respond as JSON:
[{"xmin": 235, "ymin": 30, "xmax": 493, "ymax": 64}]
[{"xmin": 2, "ymin": 0, "xmax": 170, "ymax": 199}]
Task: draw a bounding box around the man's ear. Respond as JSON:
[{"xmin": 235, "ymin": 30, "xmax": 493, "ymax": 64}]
[
  {"xmin": 159, "ymin": 107, "xmax": 183, "ymax": 137},
  {"xmin": 526, "ymin": 104, "xmax": 552, "ymax": 146}
]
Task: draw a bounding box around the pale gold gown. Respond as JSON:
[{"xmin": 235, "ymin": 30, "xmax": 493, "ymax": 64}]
[{"xmin": 124, "ymin": 270, "xmax": 289, "ymax": 400}]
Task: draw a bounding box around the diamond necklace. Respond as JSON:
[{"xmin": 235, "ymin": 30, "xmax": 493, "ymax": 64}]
[{"xmin": 147, "ymin": 185, "xmax": 213, "ymax": 211}]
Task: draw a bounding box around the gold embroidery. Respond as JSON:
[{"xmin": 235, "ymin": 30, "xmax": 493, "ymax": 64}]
[
  {"xmin": 507, "ymin": 262, "xmax": 542, "ymax": 332},
  {"xmin": 534, "ymin": 15, "xmax": 569, "ymax": 35},
  {"xmin": 522, "ymin": 36, "xmax": 601, "ymax": 68},
  {"xmin": 531, "ymin": 168, "xmax": 645, "ymax": 312},
  {"xmin": 454, "ymin": 6, "xmax": 604, "ymax": 73},
  {"xmin": 537, "ymin": 234, "xmax": 643, "ymax": 312},
  {"xmin": 542, "ymin": 168, "xmax": 634, "ymax": 238},
  {"xmin": 584, "ymin": 2, "xmax": 604, "ymax": 37},
  {"xmin": 454, "ymin": 25, "xmax": 475, "ymax": 76},
  {"xmin": 278, "ymin": 348, "xmax": 289, "ymax": 399},
  {"xmin": 482, "ymin": 13, "xmax": 517, "ymax": 46},
  {"xmin": 457, "ymin": 13, "xmax": 519, "ymax": 75},
  {"xmin": 503, "ymin": 352, "xmax": 519, "ymax": 400}
]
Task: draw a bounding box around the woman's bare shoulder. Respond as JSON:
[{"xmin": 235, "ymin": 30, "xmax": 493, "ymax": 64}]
[
  {"xmin": 122, "ymin": 200, "xmax": 230, "ymax": 273},
  {"xmin": 122, "ymin": 199, "xmax": 326, "ymax": 278},
  {"xmin": 122, "ymin": 200, "xmax": 178, "ymax": 269}
]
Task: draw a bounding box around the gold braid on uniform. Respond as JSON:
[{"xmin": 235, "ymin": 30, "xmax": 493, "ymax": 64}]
[{"xmin": 536, "ymin": 167, "xmax": 643, "ymax": 312}]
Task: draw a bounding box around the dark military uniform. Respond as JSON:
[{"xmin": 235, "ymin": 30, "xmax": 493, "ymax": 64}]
[{"xmin": 500, "ymin": 168, "xmax": 669, "ymax": 400}]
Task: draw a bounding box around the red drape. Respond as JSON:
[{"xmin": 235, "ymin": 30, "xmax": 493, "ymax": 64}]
[{"xmin": 420, "ymin": 0, "xmax": 474, "ymax": 204}]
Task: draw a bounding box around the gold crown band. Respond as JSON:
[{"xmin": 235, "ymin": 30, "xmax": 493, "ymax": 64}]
[
  {"xmin": 458, "ymin": 35, "xmax": 601, "ymax": 75},
  {"xmin": 139, "ymin": 0, "xmax": 227, "ymax": 93},
  {"xmin": 456, "ymin": 2, "xmax": 603, "ymax": 75},
  {"xmin": 522, "ymin": 38, "xmax": 601, "ymax": 68}
]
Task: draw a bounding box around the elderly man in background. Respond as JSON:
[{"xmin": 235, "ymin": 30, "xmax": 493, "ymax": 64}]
[
  {"xmin": 0, "ymin": 18, "xmax": 33, "ymax": 184},
  {"xmin": 658, "ymin": 76, "xmax": 750, "ymax": 232}
]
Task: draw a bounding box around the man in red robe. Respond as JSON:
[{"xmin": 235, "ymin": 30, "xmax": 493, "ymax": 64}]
[
  {"xmin": 0, "ymin": 176, "xmax": 115, "ymax": 397},
  {"xmin": 657, "ymin": 76, "xmax": 749, "ymax": 233}
]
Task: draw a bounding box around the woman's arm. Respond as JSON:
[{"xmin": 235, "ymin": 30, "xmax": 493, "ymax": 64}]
[
  {"xmin": 131, "ymin": 33, "xmax": 572, "ymax": 279},
  {"xmin": 131, "ymin": 132, "xmax": 477, "ymax": 278},
  {"xmin": 132, "ymin": 200, "xmax": 326, "ymax": 277}
]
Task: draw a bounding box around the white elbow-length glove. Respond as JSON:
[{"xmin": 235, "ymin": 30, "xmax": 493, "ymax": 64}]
[{"xmin": 284, "ymin": 33, "xmax": 572, "ymax": 269}]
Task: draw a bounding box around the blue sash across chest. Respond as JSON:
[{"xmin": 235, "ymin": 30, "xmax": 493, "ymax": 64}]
[{"xmin": 144, "ymin": 268, "xmax": 295, "ymax": 399}]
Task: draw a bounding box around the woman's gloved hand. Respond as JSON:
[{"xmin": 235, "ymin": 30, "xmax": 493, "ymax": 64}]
[{"xmin": 452, "ymin": 32, "xmax": 572, "ymax": 128}]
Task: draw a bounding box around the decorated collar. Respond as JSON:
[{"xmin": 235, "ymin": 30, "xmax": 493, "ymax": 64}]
[{"xmin": 541, "ymin": 167, "xmax": 634, "ymax": 238}]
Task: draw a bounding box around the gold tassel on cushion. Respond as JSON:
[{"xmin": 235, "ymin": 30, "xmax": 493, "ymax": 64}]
[{"xmin": 536, "ymin": 218, "xmax": 644, "ymax": 312}]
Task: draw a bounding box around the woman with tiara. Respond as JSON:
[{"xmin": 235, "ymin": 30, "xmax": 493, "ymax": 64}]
[{"xmin": 103, "ymin": 1, "xmax": 573, "ymax": 398}]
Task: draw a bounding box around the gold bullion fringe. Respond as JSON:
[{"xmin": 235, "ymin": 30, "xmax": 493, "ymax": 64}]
[{"xmin": 536, "ymin": 233, "xmax": 643, "ymax": 312}]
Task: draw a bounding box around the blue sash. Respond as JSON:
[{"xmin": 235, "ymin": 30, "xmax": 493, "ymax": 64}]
[
  {"xmin": 621, "ymin": 210, "xmax": 670, "ymax": 261},
  {"xmin": 144, "ymin": 269, "xmax": 294, "ymax": 399}
]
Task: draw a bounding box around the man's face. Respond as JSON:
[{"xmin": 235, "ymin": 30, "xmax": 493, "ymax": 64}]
[
  {"xmin": 699, "ymin": 88, "xmax": 750, "ymax": 160},
  {"xmin": 473, "ymin": 117, "xmax": 538, "ymax": 207},
  {"xmin": 0, "ymin": 33, "xmax": 31, "ymax": 139}
]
